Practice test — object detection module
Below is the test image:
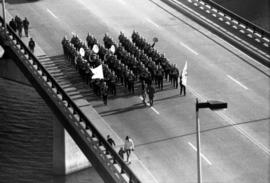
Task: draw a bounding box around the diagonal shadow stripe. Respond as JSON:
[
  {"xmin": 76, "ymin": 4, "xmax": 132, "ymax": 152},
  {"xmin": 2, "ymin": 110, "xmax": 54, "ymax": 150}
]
[{"xmin": 136, "ymin": 117, "xmax": 270, "ymax": 147}]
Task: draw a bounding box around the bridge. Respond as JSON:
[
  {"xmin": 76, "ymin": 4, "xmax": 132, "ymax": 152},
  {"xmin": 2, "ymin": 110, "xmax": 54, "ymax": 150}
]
[{"xmin": 0, "ymin": 0, "xmax": 269, "ymax": 182}]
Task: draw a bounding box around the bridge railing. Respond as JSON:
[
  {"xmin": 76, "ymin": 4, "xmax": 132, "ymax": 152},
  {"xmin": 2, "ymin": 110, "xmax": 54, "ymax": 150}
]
[
  {"xmin": 0, "ymin": 16, "xmax": 141, "ymax": 183},
  {"xmin": 190, "ymin": 0, "xmax": 270, "ymax": 50},
  {"xmin": 203, "ymin": 0, "xmax": 270, "ymax": 37}
]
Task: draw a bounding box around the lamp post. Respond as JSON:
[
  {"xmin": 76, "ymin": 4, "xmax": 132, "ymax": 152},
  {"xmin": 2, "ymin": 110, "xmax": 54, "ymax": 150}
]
[
  {"xmin": 2, "ymin": 0, "xmax": 6, "ymax": 31},
  {"xmin": 195, "ymin": 98, "xmax": 227, "ymax": 183}
]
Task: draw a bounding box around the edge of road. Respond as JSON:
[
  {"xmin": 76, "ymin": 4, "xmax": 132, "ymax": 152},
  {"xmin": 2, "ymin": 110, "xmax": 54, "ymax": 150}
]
[
  {"xmin": 159, "ymin": 0, "xmax": 270, "ymax": 67},
  {"xmin": 2, "ymin": 6, "xmax": 159, "ymax": 183},
  {"xmin": 149, "ymin": 0, "xmax": 270, "ymax": 76}
]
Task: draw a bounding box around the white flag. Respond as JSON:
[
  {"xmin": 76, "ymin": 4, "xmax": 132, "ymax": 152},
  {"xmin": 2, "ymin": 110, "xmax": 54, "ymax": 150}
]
[
  {"xmin": 181, "ymin": 61, "xmax": 188, "ymax": 86},
  {"xmin": 91, "ymin": 64, "xmax": 104, "ymax": 79},
  {"xmin": 0, "ymin": 45, "xmax": 4, "ymax": 58}
]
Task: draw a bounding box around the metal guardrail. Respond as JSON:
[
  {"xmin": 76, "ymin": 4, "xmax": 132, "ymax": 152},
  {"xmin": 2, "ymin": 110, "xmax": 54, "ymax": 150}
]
[
  {"xmin": 0, "ymin": 17, "xmax": 141, "ymax": 183},
  {"xmin": 204, "ymin": 0, "xmax": 270, "ymax": 37},
  {"xmin": 187, "ymin": 0, "xmax": 270, "ymax": 50}
]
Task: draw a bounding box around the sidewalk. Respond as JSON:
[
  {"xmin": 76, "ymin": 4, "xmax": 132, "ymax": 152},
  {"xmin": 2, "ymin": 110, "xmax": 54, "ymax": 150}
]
[{"xmin": 2, "ymin": 8, "xmax": 158, "ymax": 183}]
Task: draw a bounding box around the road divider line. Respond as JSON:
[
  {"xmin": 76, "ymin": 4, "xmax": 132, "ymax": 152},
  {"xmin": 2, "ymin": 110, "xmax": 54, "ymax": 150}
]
[
  {"xmin": 146, "ymin": 18, "xmax": 160, "ymax": 28},
  {"xmin": 47, "ymin": 8, "xmax": 59, "ymax": 20},
  {"xmin": 227, "ymin": 75, "xmax": 248, "ymax": 90},
  {"xmin": 179, "ymin": 42, "xmax": 199, "ymax": 55},
  {"xmin": 188, "ymin": 142, "xmax": 212, "ymax": 165},
  {"xmin": 116, "ymin": 0, "xmax": 127, "ymax": 5},
  {"xmin": 151, "ymin": 107, "xmax": 160, "ymax": 115},
  {"xmin": 139, "ymin": 96, "xmax": 160, "ymax": 115}
]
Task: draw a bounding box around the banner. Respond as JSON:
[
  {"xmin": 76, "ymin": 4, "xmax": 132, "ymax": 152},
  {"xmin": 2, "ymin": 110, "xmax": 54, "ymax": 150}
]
[
  {"xmin": 181, "ymin": 61, "xmax": 187, "ymax": 86},
  {"xmin": 91, "ymin": 64, "xmax": 104, "ymax": 79}
]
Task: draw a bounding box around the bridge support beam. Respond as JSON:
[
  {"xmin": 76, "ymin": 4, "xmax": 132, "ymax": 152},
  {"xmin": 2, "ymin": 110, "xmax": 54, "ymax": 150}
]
[{"xmin": 0, "ymin": 45, "xmax": 91, "ymax": 176}]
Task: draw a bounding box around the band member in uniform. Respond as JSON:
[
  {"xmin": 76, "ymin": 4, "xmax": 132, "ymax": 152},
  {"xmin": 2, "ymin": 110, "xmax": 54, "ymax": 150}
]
[
  {"xmin": 179, "ymin": 75, "xmax": 186, "ymax": 96},
  {"xmin": 101, "ymin": 81, "xmax": 109, "ymax": 105},
  {"xmin": 156, "ymin": 65, "xmax": 164, "ymax": 90},
  {"xmin": 147, "ymin": 84, "xmax": 155, "ymax": 106}
]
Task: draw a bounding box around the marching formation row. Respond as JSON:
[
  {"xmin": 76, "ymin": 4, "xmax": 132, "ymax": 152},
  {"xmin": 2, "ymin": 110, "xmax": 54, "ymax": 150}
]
[{"xmin": 61, "ymin": 31, "xmax": 186, "ymax": 105}]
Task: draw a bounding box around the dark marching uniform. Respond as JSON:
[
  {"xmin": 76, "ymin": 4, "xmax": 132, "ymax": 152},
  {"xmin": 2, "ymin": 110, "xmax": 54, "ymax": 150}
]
[
  {"xmin": 101, "ymin": 82, "xmax": 109, "ymax": 105},
  {"xmin": 179, "ymin": 76, "xmax": 186, "ymax": 96},
  {"xmin": 147, "ymin": 84, "xmax": 155, "ymax": 106},
  {"xmin": 156, "ymin": 65, "xmax": 164, "ymax": 90}
]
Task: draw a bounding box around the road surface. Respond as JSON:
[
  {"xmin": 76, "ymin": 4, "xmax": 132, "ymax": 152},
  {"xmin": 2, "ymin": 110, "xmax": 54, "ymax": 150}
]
[{"xmin": 5, "ymin": 0, "xmax": 270, "ymax": 182}]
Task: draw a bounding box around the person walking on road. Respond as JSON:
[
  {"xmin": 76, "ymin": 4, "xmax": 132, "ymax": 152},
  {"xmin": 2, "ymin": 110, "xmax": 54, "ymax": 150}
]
[
  {"xmin": 147, "ymin": 84, "xmax": 155, "ymax": 106},
  {"xmin": 141, "ymin": 86, "xmax": 147, "ymax": 106},
  {"xmin": 179, "ymin": 75, "xmax": 186, "ymax": 96},
  {"xmin": 101, "ymin": 81, "xmax": 108, "ymax": 105},
  {"xmin": 118, "ymin": 147, "xmax": 125, "ymax": 160},
  {"xmin": 107, "ymin": 135, "xmax": 116, "ymax": 147},
  {"xmin": 9, "ymin": 18, "xmax": 17, "ymax": 32},
  {"xmin": 28, "ymin": 37, "xmax": 35, "ymax": 53},
  {"xmin": 23, "ymin": 17, "xmax": 30, "ymax": 37},
  {"xmin": 124, "ymin": 136, "xmax": 134, "ymax": 163},
  {"xmin": 15, "ymin": 15, "xmax": 23, "ymax": 37}
]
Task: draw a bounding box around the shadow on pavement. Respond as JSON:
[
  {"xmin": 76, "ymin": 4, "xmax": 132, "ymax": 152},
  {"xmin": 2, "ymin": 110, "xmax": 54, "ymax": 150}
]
[
  {"xmin": 99, "ymin": 103, "xmax": 147, "ymax": 116},
  {"xmin": 136, "ymin": 116, "xmax": 270, "ymax": 147}
]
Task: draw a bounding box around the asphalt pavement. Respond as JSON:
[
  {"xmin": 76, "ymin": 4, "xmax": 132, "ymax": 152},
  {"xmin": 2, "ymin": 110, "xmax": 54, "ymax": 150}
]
[{"xmin": 4, "ymin": 0, "xmax": 270, "ymax": 182}]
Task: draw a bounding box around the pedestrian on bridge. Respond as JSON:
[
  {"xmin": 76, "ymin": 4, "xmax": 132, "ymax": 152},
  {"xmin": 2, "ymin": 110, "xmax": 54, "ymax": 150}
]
[
  {"xmin": 15, "ymin": 15, "xmax": 23, "ymax": 37},
  {"xmin": 28, "ymin": 38, "xmax": 35, "ymax": 53},
  {"xmin": 118, "ymin": 147, "xmax": 125, "ymax": 160},
  {"xmin": 23, "ymin": 17, "xmax": 30, "ymax": 37},
  {"xmin": 107, "ymin": 135, "xmax": 116, "ymax": 147},
  {"xmin": 124, "ymin": 136, "xmax": 134, "ymax": 163},
  {"xmin": 9, "ymin": 18, "xmax": 17, "ymax": 32}
]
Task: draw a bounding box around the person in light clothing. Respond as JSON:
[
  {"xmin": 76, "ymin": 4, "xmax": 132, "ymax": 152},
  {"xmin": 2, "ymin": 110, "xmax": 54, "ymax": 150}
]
[{"xmin": 124, "ymin": 136, "xmax": 134, "ymax": 163}]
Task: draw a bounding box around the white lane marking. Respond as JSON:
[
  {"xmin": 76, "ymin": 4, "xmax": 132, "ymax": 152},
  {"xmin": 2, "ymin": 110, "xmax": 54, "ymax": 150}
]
[
  {"xmin": 227, "ymin": 75, "xmax": 248, "ymax": 90},
  {"xmin": 188, "ymin": 86, "xmax": 270, "ymax": 155},
  {"xmin": 146, "ymin": 18, "xmax": 160, "ymax": 28},
  {"xmin": 138, "ymin": 160, "xmax": 160, "ymax": 183},
  {"xmin": 180, "ymin": 42, "xmax": 199, "ymax": 55},
  {"xmin": 151, "ymin": 107, "xmax": 160, "ymax": 115},
  {"xmin": 47, "ymin": 8, "xmax": 59, "ymax": 19},
  {"xmin": 188, "ymin": 142, "xmax": 212, "ymax": 165},
  {"xmin": 139, "ymin": 96, "xmax": 160, "ymax": 115}
]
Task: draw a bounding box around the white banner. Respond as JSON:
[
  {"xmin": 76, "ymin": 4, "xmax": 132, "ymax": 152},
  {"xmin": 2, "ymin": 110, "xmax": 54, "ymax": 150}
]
[
  {"xmin": 181, "ymin": 61, "xmax": 187, "ymax": 86},
  {"xmin": 91, "ymin": 64, "xmax": 104, "ymax": 79}
]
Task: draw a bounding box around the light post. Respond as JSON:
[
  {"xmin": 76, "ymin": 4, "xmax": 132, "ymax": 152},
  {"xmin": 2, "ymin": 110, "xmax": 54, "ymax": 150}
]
[
  {"xmin": 2, "ymin": 0, "xmax": 6, "ymax": 31},
  {"xmin": 196, "ymin": 98, "xmax": 227, "ymax": 183}
]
